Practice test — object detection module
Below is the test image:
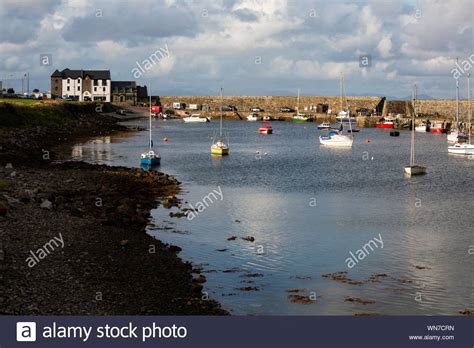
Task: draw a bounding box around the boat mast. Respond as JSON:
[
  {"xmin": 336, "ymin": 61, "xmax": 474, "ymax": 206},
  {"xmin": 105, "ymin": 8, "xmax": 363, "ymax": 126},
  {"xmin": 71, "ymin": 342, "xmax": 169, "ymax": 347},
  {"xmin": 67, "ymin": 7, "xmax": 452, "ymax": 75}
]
[
  {"xmin": 149, "ymin": 79, "xmax": 152, "ymax": 149},
  {"xmin": 297, "ymin": 88, "xmax": 300, "ymax": 114},
  {"xmin": 340, "ymin": 72, "xmax": 343, "ymax": 112},
  {"xmin": 411, "ymin": 84, "xmax": 417, "ymax": 166},
  {"xmin": 455, "ymin": 58, "xmax": 460, "ymax": 130},
  {"xmin": 220, "ymin": 87, "xmax": 223, "ymax": 137},
  {"xmin": 468, "ymin": 73, "xmax": 471, "ymax": 144}
]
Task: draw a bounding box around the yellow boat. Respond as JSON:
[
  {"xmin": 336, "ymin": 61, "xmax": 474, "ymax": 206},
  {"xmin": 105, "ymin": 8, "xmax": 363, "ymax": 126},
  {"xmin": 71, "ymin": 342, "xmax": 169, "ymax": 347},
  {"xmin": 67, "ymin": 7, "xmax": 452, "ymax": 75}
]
[
  {"xmin": 211, "ymin": 141, "xmax": 229, "ymax": 156},
  {"xmin": 211, "ymin": 88, "xmax": 230, "ymax": 156}
]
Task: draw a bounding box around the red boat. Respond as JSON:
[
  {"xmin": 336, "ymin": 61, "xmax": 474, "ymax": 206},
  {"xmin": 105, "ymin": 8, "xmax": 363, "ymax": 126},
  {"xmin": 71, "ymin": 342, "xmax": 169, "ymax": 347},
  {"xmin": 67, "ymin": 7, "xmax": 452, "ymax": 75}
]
[
  {"xmin": 430, "ymin": 127, "xmax": 447, "ymax": 134},
  {"xmin": 430, "ymin": 122, "xmax": 447, "ymax": 134},
  {"xmin": 259, "ymin": 122, "xmax": 273, "ymax": 134},
  {"xmin": 376, "ymin": 118, "xmax": 394, "ymax": 128}
]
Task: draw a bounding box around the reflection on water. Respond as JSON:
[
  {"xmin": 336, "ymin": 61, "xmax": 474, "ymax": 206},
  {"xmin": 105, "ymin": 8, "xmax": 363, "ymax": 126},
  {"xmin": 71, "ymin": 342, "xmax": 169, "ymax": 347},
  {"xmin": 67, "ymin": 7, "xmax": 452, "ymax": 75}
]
[
  {"xmin": 71, "ymin": 136, "xmax": 112, "ymax": 162},
  {"xmin": 64, "ymin": 119, "xmax": 474, "ymax": 315}
]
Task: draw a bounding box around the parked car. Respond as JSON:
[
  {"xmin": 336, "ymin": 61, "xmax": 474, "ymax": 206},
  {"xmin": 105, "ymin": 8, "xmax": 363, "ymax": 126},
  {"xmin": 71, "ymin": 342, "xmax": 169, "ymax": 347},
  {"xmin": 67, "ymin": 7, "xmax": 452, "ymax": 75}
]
[
  {"xmin": 221, "ymin": 105, "xmax": 237, "ymax": 112},
  {"xmin": 250, "ymin": 107, "xmax": 264, "ymax": 112},
  {"xmin": 280, "ymin": 106, "xmax": 294, "ymax": 112}
]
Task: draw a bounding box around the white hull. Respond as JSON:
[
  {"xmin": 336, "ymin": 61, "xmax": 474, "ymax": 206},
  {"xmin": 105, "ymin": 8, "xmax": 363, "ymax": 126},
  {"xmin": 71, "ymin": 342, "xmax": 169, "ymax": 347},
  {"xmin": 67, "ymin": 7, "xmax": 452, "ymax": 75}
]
[
  {"xmin": 447, "ymin": 130, "xmax": 468, "ymax": 144},
  {"xmin": 183, "ymin": 117, "xmax": 209, "ymax": 123},
  {"xmin": 319, "ymin": 134, "xmax": 353, "ymax": 147},
  {"xmin": 447, "ymin": 143, "xmax": 474, "ymax": 155},
  {"xmin": 336, "ymin": 116, "xmax": 356, "ymax": 124},
  {"xmin": 415, "ymin": 125, "xmax": 427, "ymax": 132},
  {"xmin": 404, "ymin": 165, "xmax": 426, "ymax": 176}
]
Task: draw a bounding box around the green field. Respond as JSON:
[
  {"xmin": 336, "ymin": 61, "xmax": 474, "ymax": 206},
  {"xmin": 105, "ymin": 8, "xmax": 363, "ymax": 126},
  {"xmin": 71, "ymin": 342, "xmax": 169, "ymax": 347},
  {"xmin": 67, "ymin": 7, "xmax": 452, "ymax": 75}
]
[
  {"xmin": 0, "ymin": 98, "xmax": 44, "ymax": 106},
  {"xmin": 0, "ymin": 99, "xmax": 117, "ymax": 127}
]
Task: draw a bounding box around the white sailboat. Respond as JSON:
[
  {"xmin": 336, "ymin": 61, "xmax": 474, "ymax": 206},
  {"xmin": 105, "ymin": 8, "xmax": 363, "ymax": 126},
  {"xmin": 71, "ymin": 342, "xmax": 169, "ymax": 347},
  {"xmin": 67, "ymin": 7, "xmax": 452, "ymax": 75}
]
[
  {"xmin": 183, "ymin": 114, "xmax": 210, "ymax": 123},
  {"xmin": 292, "ymin": 88, "xmax": 309, "ymax": 122},
  {"xmin": 140, "ymin": 80, "xmax": 161, "ymax": 166},
  {"xmin": 211, "ymin": 88, "xmax": 229, "ymax": 156},
  {"xmin": 320, "ymin": 72, "xmax": 354, "ymax": 147},
  {"xmin": 448, "ymin": 73, "xmax": 474, "ymax": 155},
  {"xmin": 335, "ymin": 72, "xmax": 356, "ymax": 125},
  {"xmin": 447, "ymin": 59, "xmax": 467, "ymax": 144},
  {"xmin": 404, "ymin": 85, "xmax": 426, "ymax": 176}
]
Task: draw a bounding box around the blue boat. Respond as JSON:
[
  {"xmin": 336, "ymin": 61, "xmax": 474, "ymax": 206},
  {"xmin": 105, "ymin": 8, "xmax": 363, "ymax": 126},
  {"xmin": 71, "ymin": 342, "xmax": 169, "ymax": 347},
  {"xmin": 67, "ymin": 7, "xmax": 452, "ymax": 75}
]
[
  {"xmin": 140, "ymin": 80, "xmax": 161, "ymax": 167},
  {"xmin": 140, "ymin": 150, "xmax": 161, "ymax": 166}
]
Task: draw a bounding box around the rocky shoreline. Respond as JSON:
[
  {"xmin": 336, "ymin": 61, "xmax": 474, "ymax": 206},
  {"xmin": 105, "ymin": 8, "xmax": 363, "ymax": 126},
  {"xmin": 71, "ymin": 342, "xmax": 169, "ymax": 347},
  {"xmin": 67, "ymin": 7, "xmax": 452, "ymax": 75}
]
[{"xmin": 0, "ymin": 110, "xmax": 226, "ymax": 315}]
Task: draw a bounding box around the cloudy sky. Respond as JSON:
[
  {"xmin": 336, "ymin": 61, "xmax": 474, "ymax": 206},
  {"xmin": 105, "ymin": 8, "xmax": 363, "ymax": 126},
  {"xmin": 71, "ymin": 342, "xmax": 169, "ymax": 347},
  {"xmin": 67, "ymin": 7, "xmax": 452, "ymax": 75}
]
[{"xmin": 0, "ymin": 0, "xmax": 472, "ymax": 98}]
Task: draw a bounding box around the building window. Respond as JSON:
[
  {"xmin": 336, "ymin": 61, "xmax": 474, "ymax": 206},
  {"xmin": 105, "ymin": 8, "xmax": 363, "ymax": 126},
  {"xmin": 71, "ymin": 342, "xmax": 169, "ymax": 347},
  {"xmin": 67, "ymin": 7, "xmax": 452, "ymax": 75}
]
[
  {"xmin": 77, "ymin": 78, "xmax": 80, "ymax": 83},
  {"xmin": 94, "ymin": 87, "xmax": 97, "ymax": 92},
  {"xmin": 67, "ymin": 78, "xmax": 70, "ymax": 84},
  {"xmin": 103, "ymin": 87, "xmax": 106, "ymax": 92},
  {"xmin": 102, "ymin": 79, "xmax": 107, "ymax": 86},
  {"xmin": 77, "ymin": 86, "xmax": 80, "ymax": 91},
  {"xmin": 93, "ymin": 80, "xmax": 98, "ymax": 86},
  {"xmin": 67, "ymin": 86, "xmax": 70, "ymax": 91}
]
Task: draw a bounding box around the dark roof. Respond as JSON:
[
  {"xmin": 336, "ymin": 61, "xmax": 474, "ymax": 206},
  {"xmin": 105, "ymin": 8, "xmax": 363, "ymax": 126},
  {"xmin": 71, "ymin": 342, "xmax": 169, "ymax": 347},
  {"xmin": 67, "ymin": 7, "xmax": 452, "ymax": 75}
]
[
  {"xmin": 51, "ymin": 69, "xmax": 111, "ymax": 80},
  {"xmin": 111, "ymin": 81, "xmax": 137, "ymax": 89},
  {"xmin": 137, "ymin": 85, "xmax": 148, "ymax": 99}
]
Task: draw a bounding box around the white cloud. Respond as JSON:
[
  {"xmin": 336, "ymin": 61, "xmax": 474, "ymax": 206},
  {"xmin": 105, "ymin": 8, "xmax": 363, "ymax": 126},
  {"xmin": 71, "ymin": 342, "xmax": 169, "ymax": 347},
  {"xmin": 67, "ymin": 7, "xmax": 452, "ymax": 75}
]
[{"xmin": 377, "ymin": 35, "xmax": 393, "ymax": 58}]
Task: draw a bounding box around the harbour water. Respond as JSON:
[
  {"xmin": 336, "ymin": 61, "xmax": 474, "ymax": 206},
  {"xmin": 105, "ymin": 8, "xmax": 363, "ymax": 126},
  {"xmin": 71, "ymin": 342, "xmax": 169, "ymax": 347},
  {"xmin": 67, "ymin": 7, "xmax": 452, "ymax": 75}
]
[{"xmin": 68, "ymin": 119, "xmax": 473, "ymax": 315}]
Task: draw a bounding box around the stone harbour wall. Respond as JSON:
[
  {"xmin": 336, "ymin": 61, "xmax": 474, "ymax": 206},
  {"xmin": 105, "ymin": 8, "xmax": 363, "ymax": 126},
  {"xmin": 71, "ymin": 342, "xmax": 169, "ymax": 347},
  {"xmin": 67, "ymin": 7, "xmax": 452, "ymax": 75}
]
[{"xmin": 157, "ymin": 96, "xmax": 383, "ymax": 115}]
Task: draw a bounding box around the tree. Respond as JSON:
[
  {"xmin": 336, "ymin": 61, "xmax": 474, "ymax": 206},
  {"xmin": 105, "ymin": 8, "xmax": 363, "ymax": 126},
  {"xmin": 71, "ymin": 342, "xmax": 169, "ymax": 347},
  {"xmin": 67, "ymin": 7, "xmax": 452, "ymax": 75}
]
[
  {"xmin": 33, "ymin": 88, "xmax": 39, "ymax": 93},
  {"xmin": 7, "ymin": 88, "xmax": 14, "ymax": 94}
]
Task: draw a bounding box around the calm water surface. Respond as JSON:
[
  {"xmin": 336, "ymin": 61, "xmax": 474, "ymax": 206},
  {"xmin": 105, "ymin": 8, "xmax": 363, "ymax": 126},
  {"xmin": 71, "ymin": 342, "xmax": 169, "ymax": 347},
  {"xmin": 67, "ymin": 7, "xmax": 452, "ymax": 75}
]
[{"xmin": 67, "ymin": 119, "xmax": 473, "ymax": 315}]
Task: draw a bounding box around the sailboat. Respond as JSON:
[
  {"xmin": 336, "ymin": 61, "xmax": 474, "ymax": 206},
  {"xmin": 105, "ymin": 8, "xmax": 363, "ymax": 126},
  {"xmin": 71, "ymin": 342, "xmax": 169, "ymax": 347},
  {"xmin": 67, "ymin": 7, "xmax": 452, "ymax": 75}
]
[
  {"xmin": 211, "ymin": 87, "xmax": 229, "ymax": 156},
  {"xmin": 140, "ymin": 81, "xmax": 161, "ymax": 166},
  {"xmin": 292, "ymin": 88, "xmax": 309, "ymax": 122},
  {"xmin": 320, "ymin": 72, "xmax": 354, "ymax": 147},
  {"xmin": 335, "ymin": 72, "xmax": 356, "ymax": 125},
  {"xmin": 448, "ymin": 73, "xmax": 474, "ymax": 155},
  {"xmin": 447, "ymin": 59, "xmax": 468, "ymax": 144},
  {"xmin": 404, "ymin": 85, "xmax": 426, "ymax": 176}
]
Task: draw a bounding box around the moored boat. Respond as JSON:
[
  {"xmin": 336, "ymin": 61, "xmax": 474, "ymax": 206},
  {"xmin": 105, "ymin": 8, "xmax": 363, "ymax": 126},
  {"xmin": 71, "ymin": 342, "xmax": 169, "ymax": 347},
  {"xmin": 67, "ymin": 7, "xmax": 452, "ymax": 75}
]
[
  {"xmin": 292, "ymin": 114, "xmax": 309, "ymax": 122},
  {"xmin": 430, "ymin": 121, "xmax": 447, "ymax": 133},
  {"xmin": 448, "ymin": 73, "xmax": 473, "ymax": 155},
  {"xmin": 258, "ymin": 122, "xmax": 273, "ymax": 134},
  {"xmin": 317, "ymin": 122, "xmax": 332, "ymax": 130},
  {"xmin": 183, "ymin": 114, "xmax": 210, "ymax": 123},
  {"xmin": 376, "ymin": 118, "xmax": 394, "ymax": 128},
  {"xmin": 211, "ymin": 88, "xmax": 229, "ymax": 156},
  {"xmin": 404, "ymin": 85, "xmax": 426, "ymax": 176},
  {"xmin": 140, "ymin": 80, "xmax": 161, "ymax": 167},
  {"xmin": 319, "ymin": 130, "xmax": 353, "ymax": 147},
  {"xmin": 247, "ymin": 113, "xmax": 260, "ymax": 121},
  {"xmin": 415, "ymin": 123, "xmax": 429, "ymax": 132},
  {"xmin": 292, "ymin": 88, "xmax": 308, "ymax": 122}
]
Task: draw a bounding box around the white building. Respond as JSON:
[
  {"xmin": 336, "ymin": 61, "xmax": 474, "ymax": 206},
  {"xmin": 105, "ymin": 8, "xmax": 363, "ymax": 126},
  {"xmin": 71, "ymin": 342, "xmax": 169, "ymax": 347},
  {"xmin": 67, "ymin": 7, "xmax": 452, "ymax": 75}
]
[{"xmin": 51, "ymin": 69, "xmax": 111, "ymax": 102}]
